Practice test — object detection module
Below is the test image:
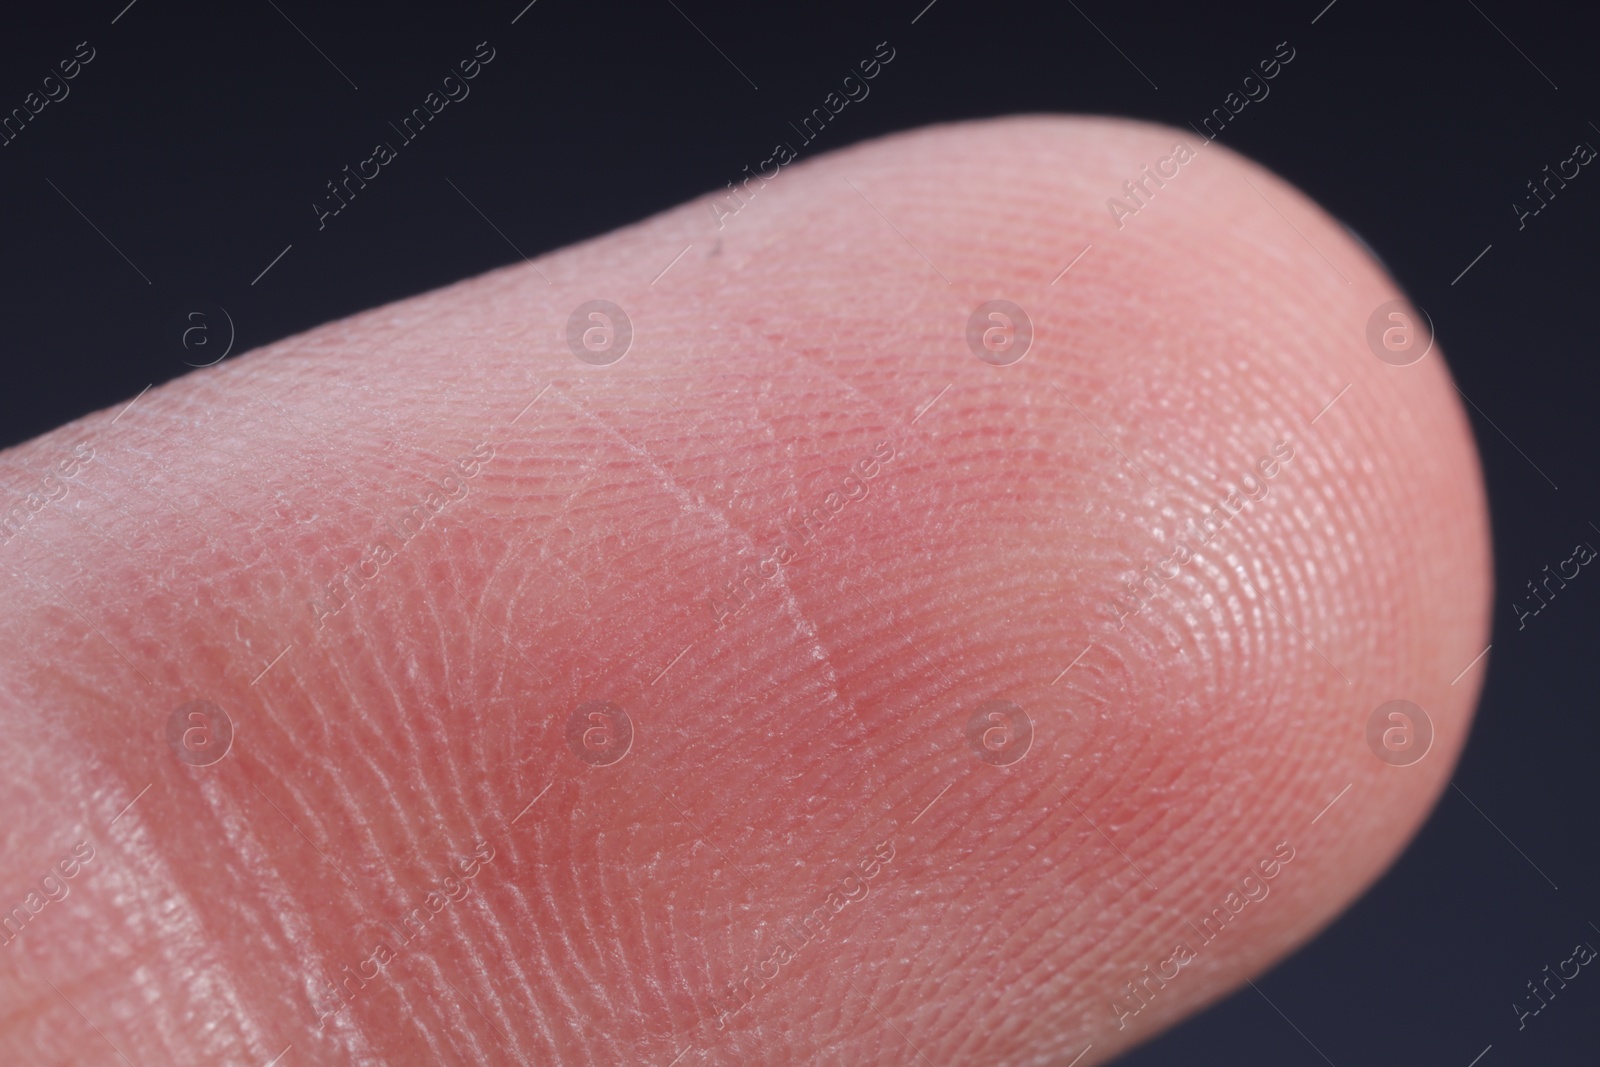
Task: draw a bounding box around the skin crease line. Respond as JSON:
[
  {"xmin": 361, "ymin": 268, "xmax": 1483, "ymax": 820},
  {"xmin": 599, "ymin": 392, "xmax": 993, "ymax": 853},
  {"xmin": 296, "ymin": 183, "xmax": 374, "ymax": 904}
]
[{"xmin": 0, "ymin": 115, "xmax": 1490, "ymax": 1066}]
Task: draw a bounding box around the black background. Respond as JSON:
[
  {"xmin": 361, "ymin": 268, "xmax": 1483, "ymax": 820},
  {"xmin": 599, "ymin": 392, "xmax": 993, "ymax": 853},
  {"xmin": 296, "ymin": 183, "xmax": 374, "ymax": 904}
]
[{"xmin": 2, "ymin": 1, "xmax": 1597, "ymax": 1063}]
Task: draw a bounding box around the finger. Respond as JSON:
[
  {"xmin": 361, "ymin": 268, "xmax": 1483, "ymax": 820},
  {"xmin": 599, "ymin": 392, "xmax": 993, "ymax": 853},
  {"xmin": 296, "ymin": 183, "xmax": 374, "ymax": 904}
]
[{"xmin": 0, "ymin": 115, "xmax": 1489, "ymax": 1066}]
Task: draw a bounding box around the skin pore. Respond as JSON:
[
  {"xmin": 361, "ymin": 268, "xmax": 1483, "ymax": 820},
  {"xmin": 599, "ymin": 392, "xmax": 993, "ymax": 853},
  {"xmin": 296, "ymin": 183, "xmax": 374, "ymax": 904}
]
[{"xmin": 0, "ymin": 116, "xmax": 1490, "ymax": 1065}]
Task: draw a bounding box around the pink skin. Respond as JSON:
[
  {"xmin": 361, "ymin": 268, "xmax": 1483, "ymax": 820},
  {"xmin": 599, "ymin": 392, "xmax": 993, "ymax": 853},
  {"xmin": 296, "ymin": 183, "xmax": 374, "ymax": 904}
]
[{"xmin": 0, "ymin": 116, "xmax": 1489, "ymax": 1065}]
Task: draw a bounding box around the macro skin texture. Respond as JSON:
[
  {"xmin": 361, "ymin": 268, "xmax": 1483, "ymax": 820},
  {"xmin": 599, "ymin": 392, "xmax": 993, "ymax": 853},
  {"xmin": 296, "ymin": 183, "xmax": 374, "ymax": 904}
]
[{"xmin": 0, "ymin": 116, "xmax": 1489, "ymax": 1065}]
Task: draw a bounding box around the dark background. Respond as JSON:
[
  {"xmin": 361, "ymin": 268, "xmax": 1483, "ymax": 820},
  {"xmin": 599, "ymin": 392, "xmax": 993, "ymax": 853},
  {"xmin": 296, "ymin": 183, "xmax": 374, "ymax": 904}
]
[{"xmin": 2, "ymin": 0, "xmax": 1596, "ymax": 1063}]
